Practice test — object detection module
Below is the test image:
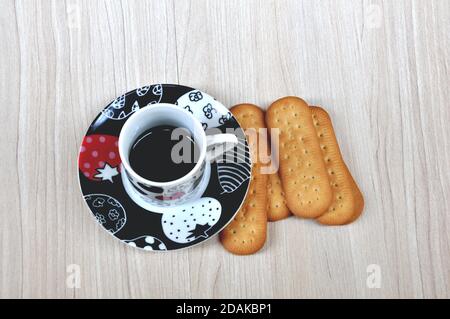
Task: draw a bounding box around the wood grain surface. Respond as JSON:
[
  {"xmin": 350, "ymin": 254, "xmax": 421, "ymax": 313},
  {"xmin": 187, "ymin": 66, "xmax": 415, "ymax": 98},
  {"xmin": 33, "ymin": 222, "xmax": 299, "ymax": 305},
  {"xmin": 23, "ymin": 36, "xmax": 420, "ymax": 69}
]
[{"xmin": 1, "ymin": 0, "xmax": 449, "ymax": 298}]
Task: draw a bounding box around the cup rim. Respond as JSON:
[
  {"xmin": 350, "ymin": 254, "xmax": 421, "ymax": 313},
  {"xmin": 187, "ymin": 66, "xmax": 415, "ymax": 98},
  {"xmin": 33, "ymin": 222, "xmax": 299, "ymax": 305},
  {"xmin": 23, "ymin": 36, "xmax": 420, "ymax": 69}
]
[{"xmin": 118, "ymin": 103, "xmax": 207, "ymax": 188}]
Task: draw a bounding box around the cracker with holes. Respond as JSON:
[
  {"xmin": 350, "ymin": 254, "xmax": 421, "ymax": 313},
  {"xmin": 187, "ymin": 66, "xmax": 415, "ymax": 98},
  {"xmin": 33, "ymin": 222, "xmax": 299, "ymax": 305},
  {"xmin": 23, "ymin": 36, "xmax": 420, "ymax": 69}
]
[
  {"xmin": 310, "ymin": 106, "xmax": 364, "ymax": 225},
  {"xmin": 220, "ymin": 104, "xmax": 268, "ymax": 255},
  {"xmin": 346, "ymin": 176, "xmax": 365, "ymax": 223},
  {"xmin": 265, "ymin": 120, "xmax": 290, "ymax": 222},
  {"xmin": 267, "ymin": 172, "xmax": 291, "ymax": 221},
  {"xmin": 266, "ymin": 97, "xmax": 332, "ymax": 218}
]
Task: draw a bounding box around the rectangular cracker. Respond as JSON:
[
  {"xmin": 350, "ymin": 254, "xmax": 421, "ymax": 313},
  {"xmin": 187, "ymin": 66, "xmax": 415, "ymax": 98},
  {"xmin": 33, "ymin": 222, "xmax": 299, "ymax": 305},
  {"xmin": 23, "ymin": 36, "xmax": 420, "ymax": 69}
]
[
  {"xmin": 347, "ymin": 175, "xmax": 365, "ymax": 223},
  {"xmin": 265, "ymin": 97, "xmax": 333, "ymax": 218},
  {"xmin": 220, "ymin": 104, "xmax": 268, "ymax": 255},
  {"xmin": 310, "ymin": 106, "xmax": 364, "ymax": 225},
  {"xmin": 265, "ymin": 114, "xmax": 290, "ymax": 222},
  {"xmin": 267, "ymin": 172, "xmax": 291, "ymax": 221}
]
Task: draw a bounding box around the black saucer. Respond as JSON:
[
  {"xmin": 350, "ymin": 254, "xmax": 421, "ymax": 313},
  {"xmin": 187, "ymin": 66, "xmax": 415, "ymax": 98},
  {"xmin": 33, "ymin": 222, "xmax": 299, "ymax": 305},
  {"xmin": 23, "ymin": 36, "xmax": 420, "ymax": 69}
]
[{"xmin": 78, "ymin": 84, "xmax": 251, "ymax": 251}]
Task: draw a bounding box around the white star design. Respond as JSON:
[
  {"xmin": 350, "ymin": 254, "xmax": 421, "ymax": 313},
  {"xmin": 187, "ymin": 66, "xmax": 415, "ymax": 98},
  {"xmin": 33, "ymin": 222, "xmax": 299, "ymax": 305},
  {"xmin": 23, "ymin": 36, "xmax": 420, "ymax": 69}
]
[{"xmin": 95, "ymin": 163, "xmax": 119, "ymax": 183}]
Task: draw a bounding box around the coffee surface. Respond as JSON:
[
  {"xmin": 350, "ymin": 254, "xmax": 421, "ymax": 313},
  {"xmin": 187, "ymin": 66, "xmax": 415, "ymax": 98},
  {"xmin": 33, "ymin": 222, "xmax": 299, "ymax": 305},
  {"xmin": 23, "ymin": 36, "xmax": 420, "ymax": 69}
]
[{"xmin": 129, "ymin": 125, "xmax": 199, "ymax": 182}]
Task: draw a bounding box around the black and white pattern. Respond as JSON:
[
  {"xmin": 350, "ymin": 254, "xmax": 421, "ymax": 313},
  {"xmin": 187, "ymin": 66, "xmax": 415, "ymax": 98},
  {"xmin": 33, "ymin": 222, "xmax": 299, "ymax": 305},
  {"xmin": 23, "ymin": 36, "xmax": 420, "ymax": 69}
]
[
  {"xmin": 202, "ymin": 103, "xmax": 217, "ymax": 119},
  {"xmin": 176, "ymin": 90, "xmax": 227, "ymax": 129},
  {"xmin": 109, "ymin": 94, "xmax": 126, "ymax": 109},
  {"xmin": 102, "ymin": 84, "xmax": 163, "ymax": 120},
  {"xmin": 217, "ymin": 137, "xmax": 251, "ymax": 194},
  {"xmin": 84, "ymin": 194, "xmax": 127, "ymax": 234},
  {"xmin": 124, "ymin": 235, "xmax": 167, "ymax": 251},
  {"xmin": 161, "ymin": 197, "xmax": 221, "ymax": 244},
  {"xmin": 151, "ymin": 84, "xmax": 162, "ymax": 97},
  {"xmin": 136, "ymin": 86, "xmax": 151, "ymax": 96},
  {"xmin": 184, "ymin": 105, "xmax": 193, "ymax": 114},
  {"xmin": 125, "ymin": 161, "xmax": 206, "ymax": 206},
  {"xmin": 219, "ymin": 112, "xmax": 232, "ymax": 125},
  {"xmin": 189, "ymin": 91, "xmax": 203, "ymax": 102},
  {"xmin": 79, "ymin": 84, "xmax": 251, "ymax": 251}
]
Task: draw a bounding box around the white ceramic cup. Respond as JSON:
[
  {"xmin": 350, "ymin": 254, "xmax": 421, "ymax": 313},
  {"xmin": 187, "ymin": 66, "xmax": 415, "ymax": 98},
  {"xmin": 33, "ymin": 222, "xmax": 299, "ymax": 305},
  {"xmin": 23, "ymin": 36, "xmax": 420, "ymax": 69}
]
[{"xmin": 119, "ymin": 103, "xmax": 238, "ymax": 206}]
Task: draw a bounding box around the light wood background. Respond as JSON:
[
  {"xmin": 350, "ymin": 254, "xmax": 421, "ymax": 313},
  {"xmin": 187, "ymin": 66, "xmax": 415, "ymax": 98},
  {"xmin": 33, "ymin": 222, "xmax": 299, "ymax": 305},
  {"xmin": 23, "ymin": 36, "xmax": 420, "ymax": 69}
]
[{"xmin": 1, "ymin": 0, "xmax": 449, "ymax": 299}]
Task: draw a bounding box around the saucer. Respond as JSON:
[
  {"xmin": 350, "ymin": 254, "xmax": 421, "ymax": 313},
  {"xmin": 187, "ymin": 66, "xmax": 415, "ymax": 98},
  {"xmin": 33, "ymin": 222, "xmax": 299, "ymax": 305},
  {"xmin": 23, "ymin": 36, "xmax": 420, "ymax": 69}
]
[{"xmin": 78, "ymin": 84, "xmax": 251, "ymax": 251}]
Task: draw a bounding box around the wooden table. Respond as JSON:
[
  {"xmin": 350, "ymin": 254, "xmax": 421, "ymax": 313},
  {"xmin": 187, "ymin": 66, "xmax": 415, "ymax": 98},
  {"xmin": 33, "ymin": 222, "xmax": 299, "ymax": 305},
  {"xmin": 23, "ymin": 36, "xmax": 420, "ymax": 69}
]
[{"xmin": 1, "ymin": 0, "xmax": 449, "ymax": 298}]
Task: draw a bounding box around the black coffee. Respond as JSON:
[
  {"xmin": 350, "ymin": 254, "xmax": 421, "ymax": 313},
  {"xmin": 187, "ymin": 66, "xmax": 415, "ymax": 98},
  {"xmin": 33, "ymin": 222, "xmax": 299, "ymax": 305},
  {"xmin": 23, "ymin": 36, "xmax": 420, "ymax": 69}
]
[{"xmin": 129, "ymin": 125, "xmax": 200, "ymax": 182}]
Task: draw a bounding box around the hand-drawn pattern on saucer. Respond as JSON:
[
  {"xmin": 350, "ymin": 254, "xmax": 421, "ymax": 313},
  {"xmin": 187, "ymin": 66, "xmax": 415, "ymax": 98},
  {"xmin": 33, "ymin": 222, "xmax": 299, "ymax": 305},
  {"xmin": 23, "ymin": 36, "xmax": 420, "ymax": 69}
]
[
  {"xmin": 79, "ymin": 134, "xmax": 121, "ymax": 183},
  {"xmin": 136, "ymin": 86, "xmax": 150, "ymax": 96},
  {"xmin": 217, "ymin": 136, "xmax": 251, "ymax": 193},
  {"xmin": 175, "ymin": 90, "xmax": 226, "ymax": 129},
  {"xmin": 203, "ymin": 103, "xmax": 217, "ymax": 119},
  {"xmin": 152, "ymin": 84, "xmax": 163, "ymax": 96},
  {"xmin": 161, "ymin": 197, "xmax": 221, "ymax": 244},
  {"xmin": 219, "ymin": 112, "xmax": 232, "ymax": 125},
  {"xmin": 189, "ymin": 91, "xmax": 203, "ymax": 102},
  {"xmin": 101, "ymin": 94, "xmax": 127, "ymax": 120},
  {"xmin": 124, "ymin": 235, "xmax": 167, "ymax": 251},
  {"xmin": 110, "ymin": 94, "xmax": 126, "ymax": 109},
  {"xmin": 102, "ymin": 84, "xmax": 163, "ymax": 120},
  {"xmin": 184, "ymin": 105, "xmax": 193, "ymax": 114},
  {"xmin": 84, "ymin": 194, "xmax": 127, "ymax": 234}
]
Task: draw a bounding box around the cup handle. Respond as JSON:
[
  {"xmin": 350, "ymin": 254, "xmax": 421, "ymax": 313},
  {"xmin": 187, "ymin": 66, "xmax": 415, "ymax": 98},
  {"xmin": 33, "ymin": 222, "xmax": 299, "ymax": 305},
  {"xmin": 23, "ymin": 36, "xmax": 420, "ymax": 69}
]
[{"xmin": 205, "ymin": 134, "xmax": 239, "ymax": 162}]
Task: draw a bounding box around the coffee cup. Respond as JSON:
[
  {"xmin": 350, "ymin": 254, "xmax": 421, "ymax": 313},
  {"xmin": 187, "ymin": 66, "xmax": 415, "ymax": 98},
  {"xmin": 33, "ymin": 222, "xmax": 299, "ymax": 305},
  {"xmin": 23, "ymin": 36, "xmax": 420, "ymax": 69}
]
[{"xmin": 119, "ymin": 103, "xmax": 238, "ymax": 206}]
